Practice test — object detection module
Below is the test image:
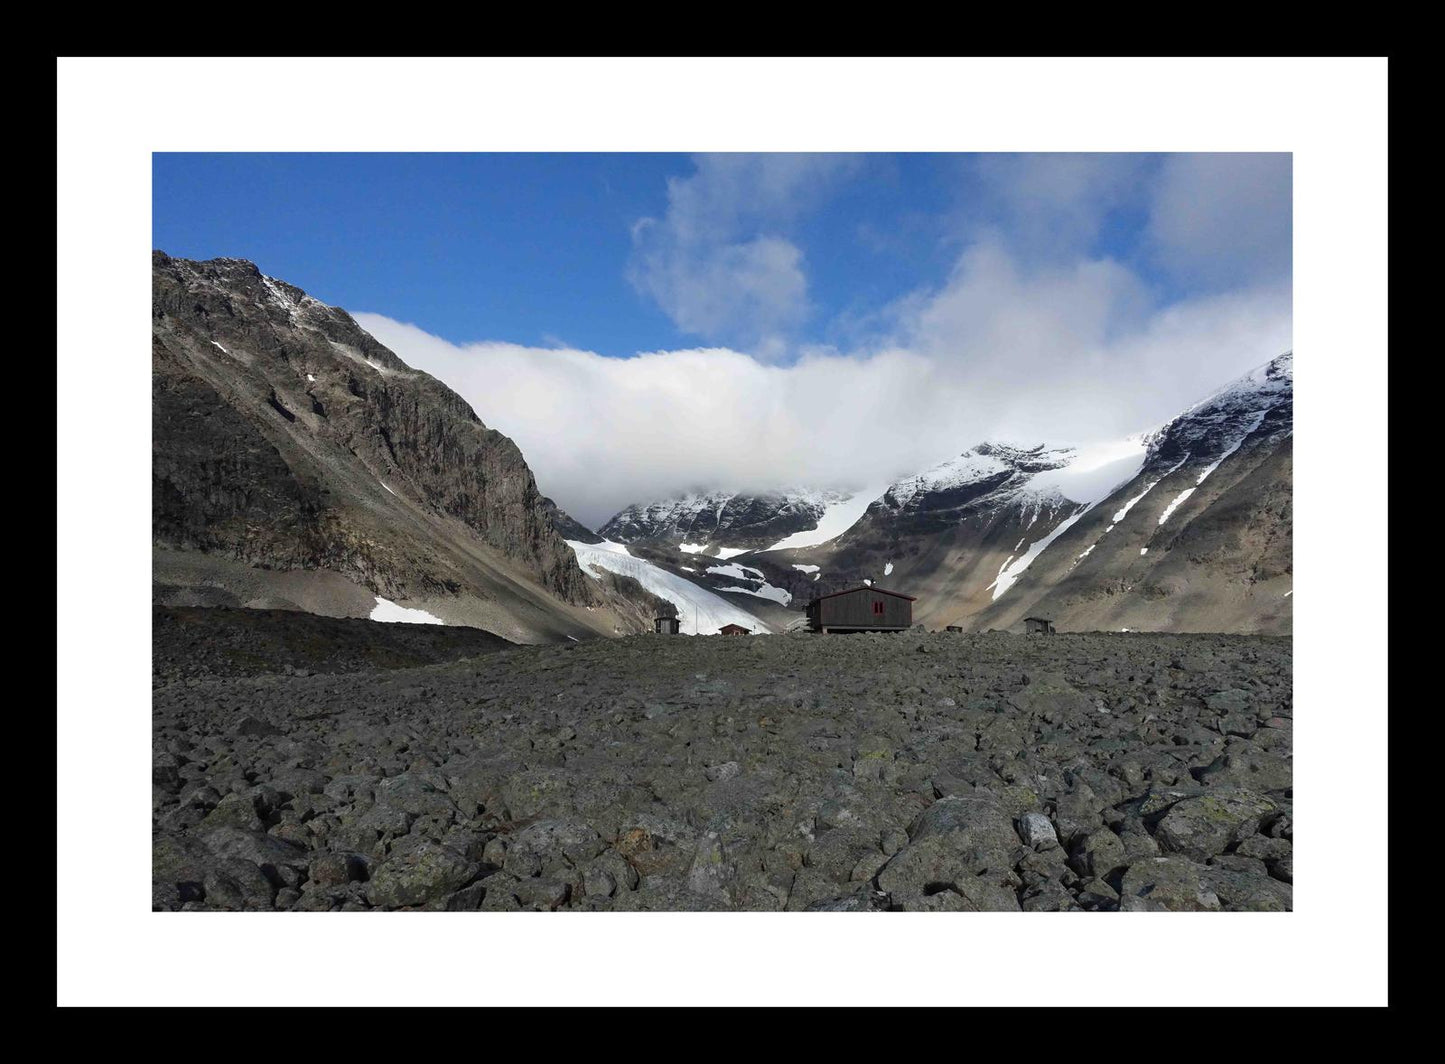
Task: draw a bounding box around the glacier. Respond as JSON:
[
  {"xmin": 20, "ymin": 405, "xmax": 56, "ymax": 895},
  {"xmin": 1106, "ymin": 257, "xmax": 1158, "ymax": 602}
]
[{"xmin": 568, "ymin": 540, "xmax": 769, "ymax": 635}]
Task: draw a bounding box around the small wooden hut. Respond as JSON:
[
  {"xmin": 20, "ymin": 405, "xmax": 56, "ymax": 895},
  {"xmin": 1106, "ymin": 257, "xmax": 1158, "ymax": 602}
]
[{"xmin": 806, "ymin": 585, "xmax": 916, "ymax": 633}]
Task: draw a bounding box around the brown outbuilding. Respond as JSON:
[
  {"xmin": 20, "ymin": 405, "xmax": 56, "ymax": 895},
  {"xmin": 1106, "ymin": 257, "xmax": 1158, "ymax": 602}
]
[
  {"xmin": 653, "ymin": 616, "xmax": 680, "ymax": 635},
  {"xmin": 717, "ymin": 623, "xmax": 751, "ymax": 636},
  {"xmin": 806, "ymin": 585, "xmax": 916, "ymax": 633}
]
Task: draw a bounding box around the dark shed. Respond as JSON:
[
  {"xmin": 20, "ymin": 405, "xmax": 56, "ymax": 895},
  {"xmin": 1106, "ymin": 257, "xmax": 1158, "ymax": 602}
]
[
  {"xmin": 654, "ymin": 616, "xmax": 680, "ymax": 635},
  {"xmin": 1024, "ymin": 617, "xmax": 1055, "ymax": 635},
  {"xmin": 807, "ymin": 585, "xmax": 916, "ymax": 633}
]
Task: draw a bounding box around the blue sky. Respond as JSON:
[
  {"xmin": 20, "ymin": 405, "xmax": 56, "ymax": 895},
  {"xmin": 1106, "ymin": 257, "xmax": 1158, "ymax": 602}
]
[
  {"xmin": 153, "ymin": 153, "xmax": 1285, "ymax": 358},
  {"xmin": 156, "ymin": 153, "xmax": 985, "ymax": 356},
  {"xmin": 153, "ymin": 152, "xmax": 1292, "ymax": 524}
]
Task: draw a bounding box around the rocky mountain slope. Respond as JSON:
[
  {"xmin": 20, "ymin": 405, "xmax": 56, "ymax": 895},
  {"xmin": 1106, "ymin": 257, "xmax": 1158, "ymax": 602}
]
[
  {"xmin": 152, "ymin": 252, "xmax": 644, "ymax": 642},
  {"xmin": 965, "ymin": 354, "xmax": 1293, "ymax": 633},
  {"xmin": 542, "ymin": 497, "xmax": 603, "ymax": 544},
  {"xmin": 598, "ymin": 354, "xmax": 1293, "ymax": 635}
]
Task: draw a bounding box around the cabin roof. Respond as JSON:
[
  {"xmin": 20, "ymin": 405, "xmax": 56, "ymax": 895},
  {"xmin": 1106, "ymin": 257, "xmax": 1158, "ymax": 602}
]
[{"xmin": 809, "ymin": 584, "xmax": 917, "ymax": 603}]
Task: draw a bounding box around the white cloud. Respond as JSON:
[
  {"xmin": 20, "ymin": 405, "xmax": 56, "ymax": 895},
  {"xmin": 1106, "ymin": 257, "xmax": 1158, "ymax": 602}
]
[
  {"xmin": 1147, "ymin": 153, "xmax": 1292, "ymax": 286},
  {"xmin": 352, "ymin": 154, "xmax": 1291, "ymax": 530},
  {"xmin": 965, "ymin": 153, "xmax": 1152, "ymax": 260},
  {"xmin": 627, "ymin": 154, "xmax": 860, "ymax": 354},
  {"xmin": 629, "ymin": 230, "xmax": 808, "ymax": 352},
  {"xmin": 355, "ymin": 240, "xmax": 1289, "ymax": 529}
]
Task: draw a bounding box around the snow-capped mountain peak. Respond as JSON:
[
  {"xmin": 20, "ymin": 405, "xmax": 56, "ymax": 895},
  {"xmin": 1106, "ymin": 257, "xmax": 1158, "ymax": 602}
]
[
  {"xmin": 599, "ymin": 486, "xmax": 850, "ymax": 551},
  {"xmin": 1142, "ymin": 351, "xmax": 1293, "ymax": 471},
  {"xmin": 879, "ymin": 437, "xmax": 1146, "ymax": 520}
]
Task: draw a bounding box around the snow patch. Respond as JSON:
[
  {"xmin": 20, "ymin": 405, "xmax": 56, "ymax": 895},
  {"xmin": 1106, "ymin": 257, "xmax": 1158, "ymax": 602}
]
[
  {"xmin": 792, "ymin": 564, "xmax": 820, "ymax": 574},
  {"xmin": 1140, "ymin": 547, "xmax": 1149, "ymax": 555},
  {"xmin": 717, "ymin": 584, "xmax": 791, "ymax": 605},
  {"xmin": 1112, "ymin": 455, "xmax": 1188, "ymax": 523},
  {"xmin": 986, "ymin": 554, "xmax": 1016, "ymax": 591},
  {"xmin": 307, "ymin": 373, "xmax": 316, "ymax": 382},
  {"xmin": 380, "ymin": 482, "xmax": 398, "ymax": 497},
  {"xmin": 707, "ymin": 563, "xmax": 790, "ymax": 605},
  {"xmin": 706, "ymin": 563, "xmax": 764, "ymax": 581},
  {"xmin": 991, "ymin": 506, "xmax": 1091, "ymax": 601},
  {"xmin": 1157, "ymin": 488, "xmax": 1196, "ymax": 527},
  {"xmin": 210, "ymin": 340, "xmax": 229, "ymax": 354},
  {"xmin": 713, "ymin": 547, "xmax": 751, "ymax": 560},
  {"xmin": 370, "ymin": 597, "xmax": 444, "ymax": 625},
  {"xmin": 883, "ymin": 561, "xmax": 894, "ymax": 576},
  {"xmin": 678, "ymin": 543, "xmax": 707, "ymax": 554},
  {"xmin": 763, "ymin": 483, "xmax": 889, "ymax": 552}
]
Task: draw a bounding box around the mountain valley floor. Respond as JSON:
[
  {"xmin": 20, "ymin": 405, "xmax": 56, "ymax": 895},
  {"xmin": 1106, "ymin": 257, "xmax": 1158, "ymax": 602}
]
[{"xmin": 153, "ymin": 611, "xmax": 1292, "ymax": 911}]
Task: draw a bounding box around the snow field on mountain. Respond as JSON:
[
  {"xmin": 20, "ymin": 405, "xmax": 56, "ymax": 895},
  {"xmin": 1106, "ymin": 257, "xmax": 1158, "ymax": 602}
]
[
  {"xmin": 568, "ymin": 540, "xmax": 768, "ymax": 635},
  {"xmin": 763, "ymin": 483, "xmax": 890, "ymax": 552}
]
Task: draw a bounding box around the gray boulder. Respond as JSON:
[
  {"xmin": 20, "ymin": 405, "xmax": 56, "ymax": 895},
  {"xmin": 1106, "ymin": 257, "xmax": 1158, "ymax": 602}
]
[
  {"xmin": 1069, "ymin": 829, "xmax": 1128, "ymax": 881},
  {"xmin": 1155, "ymin": 791, "xmax": 1276, "ymax": 861},
  {"xmin": 877, "ymin": 796, "xmax": 1021, "ymax": 911},
  {"xmin": 1016, "ymin": 812, "xmax": 1060, "ymax": 851},
  {"xmin": 1119, "ymin": 858, "xmax": 1221, "ymax": 911},
  {"xmin": 503, "ymin": 819, "xmax": 605, "ymax": 878},
  {"xmin": 367, "ymin": 841, "xmax": 478, "ymax": 908}
]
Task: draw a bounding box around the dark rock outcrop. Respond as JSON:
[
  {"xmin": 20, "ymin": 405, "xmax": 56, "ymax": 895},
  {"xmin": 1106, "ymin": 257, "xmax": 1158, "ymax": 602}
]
[{"xmin": 152, "ymin": 252, "xmax": 599, "ymax": 634}]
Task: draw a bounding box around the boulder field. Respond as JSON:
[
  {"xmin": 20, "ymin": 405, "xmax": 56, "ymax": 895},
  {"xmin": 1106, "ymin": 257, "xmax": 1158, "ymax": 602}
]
[{"xmin": 153, "ymin": 615, "xmax": 1292, "ymax": 912}]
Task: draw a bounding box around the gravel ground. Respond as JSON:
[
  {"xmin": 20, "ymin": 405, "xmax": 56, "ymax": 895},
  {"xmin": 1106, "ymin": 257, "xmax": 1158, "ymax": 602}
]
[{"xmin": 153, "ymin": 623, "xmax": 1292, "ymax": 911}]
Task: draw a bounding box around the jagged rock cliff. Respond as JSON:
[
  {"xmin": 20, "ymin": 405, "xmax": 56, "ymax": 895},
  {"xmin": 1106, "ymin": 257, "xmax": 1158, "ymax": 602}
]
[{"xmin": 152, "ymin": 252, "xmax": 616, "ymax": 641}]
